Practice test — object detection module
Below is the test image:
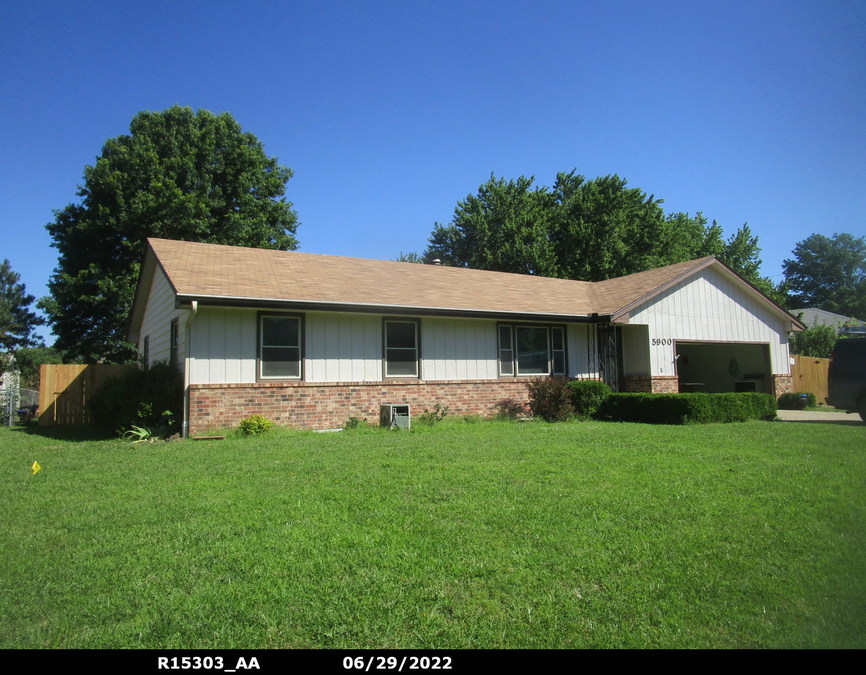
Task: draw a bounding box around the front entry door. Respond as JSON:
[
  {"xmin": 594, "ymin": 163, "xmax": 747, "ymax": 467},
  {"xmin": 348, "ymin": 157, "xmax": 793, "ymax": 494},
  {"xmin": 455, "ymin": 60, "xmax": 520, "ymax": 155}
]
[{"xmin": 597, "ymin": 325, "xmax": 623, "ymax": 392}]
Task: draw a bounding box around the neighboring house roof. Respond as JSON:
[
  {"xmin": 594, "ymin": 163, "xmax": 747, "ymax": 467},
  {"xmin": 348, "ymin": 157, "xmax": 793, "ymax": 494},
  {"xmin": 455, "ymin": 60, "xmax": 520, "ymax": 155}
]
[
  {"xmin": 791, "ymin": 308, "xmax": 863, "ymax": 332},
  {"xmin": 130, "ymin": 238, "xmax": 804, "ymax": 341}
]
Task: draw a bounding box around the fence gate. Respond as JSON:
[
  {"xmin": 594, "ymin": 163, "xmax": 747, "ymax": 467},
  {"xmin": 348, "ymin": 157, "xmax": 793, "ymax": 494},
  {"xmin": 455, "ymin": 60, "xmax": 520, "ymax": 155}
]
[
  {"xmin": 790, "ymin": 355, "xmax": 830, "ymax": 405},
  {"xmin": 38, "ymin": 364, "xmax": 134, "ymax": 426}
]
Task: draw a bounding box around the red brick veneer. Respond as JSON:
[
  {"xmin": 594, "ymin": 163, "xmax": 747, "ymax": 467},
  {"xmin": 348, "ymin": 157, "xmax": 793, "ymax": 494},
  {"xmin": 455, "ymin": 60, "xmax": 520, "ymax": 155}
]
[
  {"xmin": 188, "ymin": 380, "xmax": 533, "ymax": 433},
  {"xmin": 624, "ymin": 376, "xmax": 680, "ymax": 393},
  {"xmin": 771, "ymin": 374, "xmax": 794, "ymax": 399}
]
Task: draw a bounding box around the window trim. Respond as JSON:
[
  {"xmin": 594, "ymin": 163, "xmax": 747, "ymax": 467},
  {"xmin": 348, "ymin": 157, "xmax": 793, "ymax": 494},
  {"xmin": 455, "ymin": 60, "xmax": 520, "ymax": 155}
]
[
  {"xmin": 257, "ymin": 312, "xmax": 305, "ymax": 382},
  {"xmin": 383, "ymin": 318, "xmax": 421, "ymax": 379},
  {"xmin": 497, "ymin": 323, "xmax": 568, "ymax": 378}
]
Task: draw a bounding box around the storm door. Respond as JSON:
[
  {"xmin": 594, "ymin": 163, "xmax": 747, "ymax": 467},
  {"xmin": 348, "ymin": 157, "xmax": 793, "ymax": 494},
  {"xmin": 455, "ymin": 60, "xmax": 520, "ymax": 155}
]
[{"xmin": 597, "ymin": 324, "xmax": 624, "ymax": 392}]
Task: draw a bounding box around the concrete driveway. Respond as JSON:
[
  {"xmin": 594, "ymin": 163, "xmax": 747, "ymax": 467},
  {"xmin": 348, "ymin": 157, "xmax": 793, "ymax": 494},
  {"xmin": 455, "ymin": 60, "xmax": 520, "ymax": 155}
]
[{"xmin": 776, "ymin": 409, "xmax": 864, "ymax": 425}]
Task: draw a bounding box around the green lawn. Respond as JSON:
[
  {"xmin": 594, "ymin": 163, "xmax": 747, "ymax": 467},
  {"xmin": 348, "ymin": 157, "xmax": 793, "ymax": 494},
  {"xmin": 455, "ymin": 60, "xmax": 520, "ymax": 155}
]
[{"xmin": 1, "ymin": 418, "xmax": 864, "ymax": 649}]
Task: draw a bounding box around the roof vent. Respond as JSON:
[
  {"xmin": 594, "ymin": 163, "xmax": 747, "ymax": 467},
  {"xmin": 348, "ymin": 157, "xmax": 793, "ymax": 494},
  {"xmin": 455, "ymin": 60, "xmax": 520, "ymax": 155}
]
[{"xmin": 430, "ymin": 259, "xmax": 442, "ymax": 266}]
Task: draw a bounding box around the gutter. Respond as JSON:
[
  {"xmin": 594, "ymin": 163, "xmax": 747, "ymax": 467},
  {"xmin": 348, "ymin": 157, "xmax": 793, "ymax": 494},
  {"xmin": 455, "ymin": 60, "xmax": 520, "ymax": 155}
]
[{"xmin": 175, "ymin": 294, "xmax": 607, "ymax": 324}]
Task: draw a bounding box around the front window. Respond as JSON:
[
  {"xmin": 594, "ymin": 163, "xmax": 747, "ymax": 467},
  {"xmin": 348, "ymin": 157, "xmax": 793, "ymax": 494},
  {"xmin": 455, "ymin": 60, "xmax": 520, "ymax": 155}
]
[
  {"xmin": 385, "ymin": 319, "xmax": 419, "ymax": 377},
  {"xmin": 499, "ymin": 324, "xmax": 567, "ymax": 377},
  {"xmin": 260, "ymin": 315, "xmax": 302, "ymax": 379}
]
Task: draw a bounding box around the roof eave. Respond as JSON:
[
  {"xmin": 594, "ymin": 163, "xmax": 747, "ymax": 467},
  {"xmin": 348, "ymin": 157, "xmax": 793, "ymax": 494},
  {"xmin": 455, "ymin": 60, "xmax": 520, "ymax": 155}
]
[{"xmin": 175, "ymin": 293, "xmax": 607, "ymax": 323}]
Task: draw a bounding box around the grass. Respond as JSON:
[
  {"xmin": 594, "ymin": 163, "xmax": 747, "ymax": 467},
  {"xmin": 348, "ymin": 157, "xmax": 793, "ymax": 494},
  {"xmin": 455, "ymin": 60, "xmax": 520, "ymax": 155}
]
[{"xmin": 1, "ymin": 418, "xmax": 865, "ymax": 649}]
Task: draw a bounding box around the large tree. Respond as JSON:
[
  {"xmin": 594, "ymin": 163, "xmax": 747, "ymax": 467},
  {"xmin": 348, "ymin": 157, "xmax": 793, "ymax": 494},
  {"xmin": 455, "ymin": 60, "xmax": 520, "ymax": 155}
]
[
  {"xmin": 782, "ymin": 233, "xmax": 866, "ymax": 318},
  {"xmin": 427, "ymin": 175, "xmax": 558, "ymax": 276},
  {"xmin": 42, "ymin": 106, "xmax": 299, "ymax": 363},
  {"xmin": 424, "ymin": 172, "xmax": 776, "ymax": 290},
  {"xmin": 1, "ymin": 259, "xmax": 43, "ymax": 354}
]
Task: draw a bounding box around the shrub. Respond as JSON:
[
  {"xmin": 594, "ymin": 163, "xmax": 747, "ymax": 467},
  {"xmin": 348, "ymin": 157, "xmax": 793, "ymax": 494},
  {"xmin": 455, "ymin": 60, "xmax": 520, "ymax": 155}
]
[
  {"xmin": 495, "ymin": 398, "xmax": 527, "ymax": 420},
  {"xmin": 417, "ymin": 404, "xmax": 449, "ymax": 425},
  {"xmin": 238, "ymin": 414, "xmax": 274, "ymax": 436},
  {"xmin": 89, "ymin": 362, "xmax": 183, "ymax": 436},
  {"xmin": 568, "ymin": 380, "xmax": 612, "ymax": 419},
  {"xmin": 344, "ymin": 416, "xmax": 367, "ymax": 429},
  {"xmin": 526, "ymin": 376, "xmax": 574, "ymax": 422},
  {"xmin": 597, "ymin": 392, "xmax": 777, "ymax": 424},
  {"xmin": 778, "ymin": 392, "xmax": 817, "ymax": 410}
]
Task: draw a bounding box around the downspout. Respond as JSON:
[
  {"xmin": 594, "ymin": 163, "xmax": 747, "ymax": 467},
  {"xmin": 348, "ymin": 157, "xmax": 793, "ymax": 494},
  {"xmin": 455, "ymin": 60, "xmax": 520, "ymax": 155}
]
[{"xmin": 183, "ymin": 301, "xmax": 198, "ymax": 438}]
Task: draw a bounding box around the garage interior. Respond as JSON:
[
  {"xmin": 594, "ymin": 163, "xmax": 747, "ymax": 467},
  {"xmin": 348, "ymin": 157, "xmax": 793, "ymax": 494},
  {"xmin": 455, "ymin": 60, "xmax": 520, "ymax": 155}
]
[{"xmin": 675, "ymin": 342, "xmax": 772, "ymax": 394}]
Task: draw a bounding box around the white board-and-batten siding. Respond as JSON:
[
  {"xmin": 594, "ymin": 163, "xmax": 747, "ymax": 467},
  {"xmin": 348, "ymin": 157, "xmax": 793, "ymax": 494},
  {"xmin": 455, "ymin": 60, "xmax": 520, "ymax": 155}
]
[
  {"xmin": 137, "ymin": 268, "xmax": 188, "ymax": 367},
  {"xmin": 627, "ymin": 267, "xmax": 791, "ymax": 377},
  {"xmin": 186, "ymin": 308, "xmax": 592, "ymax": 385}
]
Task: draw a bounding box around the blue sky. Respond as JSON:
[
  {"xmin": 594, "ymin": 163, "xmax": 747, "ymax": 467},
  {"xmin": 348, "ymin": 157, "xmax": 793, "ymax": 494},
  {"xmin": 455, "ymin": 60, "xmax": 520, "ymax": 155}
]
[{"xmin": 2, "ymin": 1, "xmax": 864, "ymax": 343}]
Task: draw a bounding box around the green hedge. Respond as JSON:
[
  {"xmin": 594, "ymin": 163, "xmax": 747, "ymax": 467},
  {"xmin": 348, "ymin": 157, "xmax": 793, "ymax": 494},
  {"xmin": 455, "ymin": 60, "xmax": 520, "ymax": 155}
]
[
  {"xmin": 597, "ymin": 392, "xmax": 777, "ymax": 424},
  {"xmin": 567, "ymin": 380, "xmax": 611, "ymax": 419},
  {"xmin": 89, "ymin": 362, "xmax": 184, "ymax": 435},
  {"xmin": 778, "ymin": 392, "xmax": 817, "ymax": 410}
]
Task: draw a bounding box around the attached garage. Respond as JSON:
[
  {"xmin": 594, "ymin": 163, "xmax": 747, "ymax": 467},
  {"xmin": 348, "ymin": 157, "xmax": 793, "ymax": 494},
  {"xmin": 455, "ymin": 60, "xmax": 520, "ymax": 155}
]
[{"xmin": 675, "ymin": 342, "xmax": 772, "ymax": 394}]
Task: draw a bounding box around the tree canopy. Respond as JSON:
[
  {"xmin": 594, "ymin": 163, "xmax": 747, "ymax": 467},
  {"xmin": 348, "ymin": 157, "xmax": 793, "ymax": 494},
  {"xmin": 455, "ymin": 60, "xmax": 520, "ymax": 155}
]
[
  {"xmin": 788, "ymin": 320, "xmax": 840, "ymax": 359},
  {"xmin": 41, "ymin": 106, "xmax": 299, "ymax": 363},
  {"xmin": 782, "ymin": 233, "xmax": 866, "ymax": 319},
  {"xmin": 1, "ymin": 259, "xmax": 43, "ymax": 354},
  {"xmin": 424, "ymin": 172, "xmax": 778, "ymax": 297}
]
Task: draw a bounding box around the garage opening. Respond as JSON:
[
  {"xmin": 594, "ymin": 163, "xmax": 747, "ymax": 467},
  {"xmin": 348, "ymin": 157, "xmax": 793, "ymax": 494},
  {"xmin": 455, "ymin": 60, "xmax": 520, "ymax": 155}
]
[{"xmin": 675, "ymin": 342, "xmax": 771, "ymax": 394}]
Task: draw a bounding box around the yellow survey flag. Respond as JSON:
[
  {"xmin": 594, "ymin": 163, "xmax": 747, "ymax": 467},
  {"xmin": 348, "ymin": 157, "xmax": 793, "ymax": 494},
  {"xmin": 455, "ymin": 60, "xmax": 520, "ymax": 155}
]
[{"xmin": 32, "ymin": 461, "xmax": 41, "ymax": 474}]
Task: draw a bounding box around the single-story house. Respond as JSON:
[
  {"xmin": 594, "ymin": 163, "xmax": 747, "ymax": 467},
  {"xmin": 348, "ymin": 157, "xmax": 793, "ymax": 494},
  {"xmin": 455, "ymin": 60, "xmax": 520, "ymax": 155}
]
[{"xmin": 129, "ymin": 238, "xmax": 805, "ymax": 435}]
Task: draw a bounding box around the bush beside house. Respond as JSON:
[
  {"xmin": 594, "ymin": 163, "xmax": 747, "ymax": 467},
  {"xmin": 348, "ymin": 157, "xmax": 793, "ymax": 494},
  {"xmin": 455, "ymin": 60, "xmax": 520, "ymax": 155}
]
[{"xmin": 597, "ymin": 392, "xmax": 777, "ymax": 424}]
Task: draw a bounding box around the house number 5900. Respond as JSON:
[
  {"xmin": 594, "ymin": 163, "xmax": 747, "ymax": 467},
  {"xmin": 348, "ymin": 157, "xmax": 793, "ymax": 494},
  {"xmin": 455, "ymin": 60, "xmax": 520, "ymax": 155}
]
[{"xmin": 651, "ymin": 338, "xmax": 673, "ymax": 346}]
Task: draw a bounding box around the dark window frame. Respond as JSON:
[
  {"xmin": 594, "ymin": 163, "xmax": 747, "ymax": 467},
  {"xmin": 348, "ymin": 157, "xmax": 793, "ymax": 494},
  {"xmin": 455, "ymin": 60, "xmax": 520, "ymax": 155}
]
[
  {"xmin": 257, "ymin": 312, "xmax": 305, "ymax": 382},
  {"xmin": 169, "ymin": 318, "xmax": 179, "ymax": 370},
  {"xmin": 383, "ymin": 318, "xmax": 421, "ymax": 379},
  {"xmin": 497, "ymin": 323, "xmax": 568, "ymax": 377}
]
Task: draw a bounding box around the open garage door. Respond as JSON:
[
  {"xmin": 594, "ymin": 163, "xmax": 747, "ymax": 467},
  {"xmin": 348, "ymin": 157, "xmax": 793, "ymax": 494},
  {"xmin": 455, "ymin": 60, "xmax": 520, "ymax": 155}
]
[{"xmin": 675, "ymin": 342, "xmax": 771, "ymax": 394}]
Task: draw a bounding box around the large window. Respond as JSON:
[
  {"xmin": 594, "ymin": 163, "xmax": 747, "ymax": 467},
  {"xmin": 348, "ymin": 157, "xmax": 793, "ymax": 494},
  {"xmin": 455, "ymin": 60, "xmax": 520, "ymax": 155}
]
[
  {"xmin": 498, "ymin": 324, "xmax": 567, "ymax": 377},
  {"xmin": 259, "ymin": 314, "xmax": 303, "ymax": 379},
  {"xmin": 384, "ymin": 319, "xmax": 420, "ymax": 377}
]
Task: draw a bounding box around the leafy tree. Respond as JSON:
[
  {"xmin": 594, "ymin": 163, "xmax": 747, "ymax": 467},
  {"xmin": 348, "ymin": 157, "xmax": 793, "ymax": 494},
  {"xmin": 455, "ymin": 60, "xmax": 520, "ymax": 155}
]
[
  {"xmin": 782, "ymin": 233, "xmax": 866, "ymax": 318},
  {"xmin": 427, "ymin": 175, "xmax": 559, "ymax": 276},
  {"xmin": 789, "ymin": 321, "xmax": 839, "ymax": 359},
  {"xmin": 424, "ymin": 171, "xmax": 776, "ymax": 289},
  {"xmin": 394, "ymin": 251, "xmax": 426, "ymax": 263},
  {"xmin": 549, "ymin": 172, "xmax": 666, "ymax": 281},
  {"xmin": 42, "ymin": 105, "xmax": 299, "ymax": 363},
  {"xmin": 12, "ymin": 345, "xmax": 63, "ymax": 390},
  {"xmin": 1, "ymin": 259, "xmax": 43, "ymax": 356}
]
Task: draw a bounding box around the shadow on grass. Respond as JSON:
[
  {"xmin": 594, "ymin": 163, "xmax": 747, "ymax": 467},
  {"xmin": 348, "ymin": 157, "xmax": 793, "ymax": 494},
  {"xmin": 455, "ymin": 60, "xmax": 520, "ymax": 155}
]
[{"xmin": 8, "ymin": 425, "xmax": 117, "ymax": 442}]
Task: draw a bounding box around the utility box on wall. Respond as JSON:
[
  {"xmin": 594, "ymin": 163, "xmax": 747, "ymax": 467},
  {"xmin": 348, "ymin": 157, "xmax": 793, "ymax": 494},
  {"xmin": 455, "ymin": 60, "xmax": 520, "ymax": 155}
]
[{"xmin": 380, "ymin": 404, "xmax": 410, "ymax": 430}]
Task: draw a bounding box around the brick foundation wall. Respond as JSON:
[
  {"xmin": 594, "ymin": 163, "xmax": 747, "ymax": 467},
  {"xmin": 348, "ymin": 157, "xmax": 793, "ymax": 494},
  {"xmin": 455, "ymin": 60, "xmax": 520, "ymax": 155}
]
[
  {"xmin": 624, "ymin": 376, "xmax": 652, "ymax": 393},
  {"xmin": 651, "ymin": 376, "xmax": 680, "ymax": 393},
  {"xmin": 614, "ymin": 376, "xmax": 684, "ymax": 393},
  {"xmin": 188, "ymin": 379, "xmax": 532, "ymax": 434},
  {"xmin": 771, "ymin": 374, "xmax": 794, "ymax": 399}
]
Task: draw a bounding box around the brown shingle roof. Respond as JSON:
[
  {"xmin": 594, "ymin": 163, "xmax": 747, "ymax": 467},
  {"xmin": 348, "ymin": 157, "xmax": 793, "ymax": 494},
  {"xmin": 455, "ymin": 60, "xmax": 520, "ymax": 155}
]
[
  {"xmin": 138, "ymin": 239, "xmax": 797, "ymax": 330},
  {"xmin": 148, "ymin": 238, "xmax": 598, "ymax": 317}
]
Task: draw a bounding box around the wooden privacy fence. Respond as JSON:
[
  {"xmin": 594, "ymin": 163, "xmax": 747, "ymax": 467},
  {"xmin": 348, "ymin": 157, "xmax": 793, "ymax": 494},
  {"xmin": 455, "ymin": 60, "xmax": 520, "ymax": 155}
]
[
  {"xmin": 790, "ymin": 355, "xmax": 830, "ymax": 405},
  {"xmin": 39, "ymin": 364, "xmax": 134, "ymax": 426}
]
